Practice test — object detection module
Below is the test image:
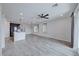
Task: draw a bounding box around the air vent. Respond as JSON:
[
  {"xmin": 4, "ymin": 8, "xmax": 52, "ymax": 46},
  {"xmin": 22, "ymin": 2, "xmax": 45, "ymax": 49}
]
[{"xmin": 52, "ymin": 3, "xmax": 58, "ymax": 7}]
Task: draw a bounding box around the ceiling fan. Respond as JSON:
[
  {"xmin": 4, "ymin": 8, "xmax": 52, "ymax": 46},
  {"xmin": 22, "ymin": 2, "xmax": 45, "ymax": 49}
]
[{"xmin": 38, "ymin": 13, "xmax": 49, "ymax": 19}]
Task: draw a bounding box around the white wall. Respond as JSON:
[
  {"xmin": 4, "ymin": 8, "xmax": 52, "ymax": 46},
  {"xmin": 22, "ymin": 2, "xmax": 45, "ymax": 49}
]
[
  {"xmin": 0, "ymin": 4, "xmax": 6, "ymax": 49},
  {"xmin": 0, "ymin": 4, "xmax": 2, "ymax": 55},
  {"xmin": 47, "ymin": 17, "xmax": 71, "ymax": 42},
  {"xmin": 0, "ymin": 13, "xmax": 9, "ymax": 49},
  {"xmin": 74, "ymin": 12, "xmax": 78, "ymax": 50},
  {"xmin": 0, "ymin": 4, "xmax": 1, "ymax": 48},
  {"xmin": 77, "ymin": 12, "xmax": 79, "ymax": 54},
  {"xmin": 74, "ymin": 4, "xmax": 79, "ymax": 54},
  {"xmin": 0, "ymin": 16, "xmax": 6, "ymax": 48},
  {"xmin": 3, "ymin": 18, "xmax": 10, "ymax": 39},
  {"xmin": 33, "ymin": 17, "xmax": 71, "ymax": 42}
]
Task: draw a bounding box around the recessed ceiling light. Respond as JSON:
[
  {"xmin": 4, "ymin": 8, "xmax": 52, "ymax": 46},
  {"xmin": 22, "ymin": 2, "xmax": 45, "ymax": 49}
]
[
  {"xmin": 20, "ymin": 12, "xmax": 23, "ymax": 16},
  {"xmin": 60, "ymin": 14, "xmax": 63, "ymax": 16}
]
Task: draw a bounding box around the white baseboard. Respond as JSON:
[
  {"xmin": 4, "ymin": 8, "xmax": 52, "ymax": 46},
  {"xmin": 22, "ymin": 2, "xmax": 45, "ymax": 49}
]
[{"xmin": 32, "ymin": 33, "xmax": 70, "ymax": 42}]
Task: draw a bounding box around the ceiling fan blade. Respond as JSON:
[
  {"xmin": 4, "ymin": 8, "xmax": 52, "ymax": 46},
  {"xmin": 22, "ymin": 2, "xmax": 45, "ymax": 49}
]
[
  {"xmin": 44, "ymin": 14, "xmax": 49, "ymax": 16},
  {"xmin": 38, "ymin": 14, "xmax": 42, "ymax": 18},
  {"xmin": 45, "ymin": 17, "xmax": 49, "ymax": 19}
]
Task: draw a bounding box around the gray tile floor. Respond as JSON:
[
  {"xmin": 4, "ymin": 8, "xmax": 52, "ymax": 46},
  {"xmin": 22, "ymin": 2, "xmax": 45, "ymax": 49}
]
[{"xmin": 2, "ymin": 34, "xmax": 78, "ymax": 56}]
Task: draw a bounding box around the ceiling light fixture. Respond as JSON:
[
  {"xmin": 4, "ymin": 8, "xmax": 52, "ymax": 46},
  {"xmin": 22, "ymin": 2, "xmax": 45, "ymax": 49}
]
[
  {"xmin": 60, "ymin": 14, "xmax": 63, "ymax": 16},
  {"xmin": 19, "ymin": 12, "xmax": 24, "ymax": 23},
  {"xmin": 19, "ymin": 12, "xmax": 23, "ymax": 16}
]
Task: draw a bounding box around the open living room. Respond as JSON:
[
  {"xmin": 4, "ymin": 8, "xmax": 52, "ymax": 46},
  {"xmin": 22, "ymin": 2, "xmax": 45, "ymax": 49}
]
[{"xmin": 0, "ymin": 3, "xmax": 79, "ymax": 56}]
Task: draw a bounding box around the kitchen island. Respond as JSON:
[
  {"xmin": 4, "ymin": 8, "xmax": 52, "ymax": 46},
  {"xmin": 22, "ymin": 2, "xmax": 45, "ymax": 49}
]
[{"xmin": 14, "ymin": 32, "xmax": 26, "ymax": 42}]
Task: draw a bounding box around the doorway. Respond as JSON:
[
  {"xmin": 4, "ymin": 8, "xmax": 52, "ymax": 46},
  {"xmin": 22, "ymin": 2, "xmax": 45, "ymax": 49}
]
[{"xmin": 10, "ymin": 23, "xmax": 20, "ymax": 41}]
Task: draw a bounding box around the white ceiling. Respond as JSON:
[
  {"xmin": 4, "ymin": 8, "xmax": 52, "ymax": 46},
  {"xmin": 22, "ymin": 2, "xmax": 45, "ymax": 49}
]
[{"xmin": 2, "ymin": 3, "xmax": 78, "ymax": 24}]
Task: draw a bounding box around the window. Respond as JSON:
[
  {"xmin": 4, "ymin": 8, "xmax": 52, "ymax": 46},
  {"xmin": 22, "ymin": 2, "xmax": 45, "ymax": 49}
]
[
  {"xmin": 33, "ymin": 24, "xmax": 39, "ymax": 32},
  {"xmin": 42, "ymin": 23, "xmax": 47, "ymax": 33}
]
